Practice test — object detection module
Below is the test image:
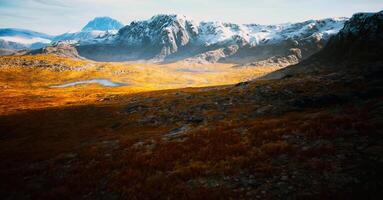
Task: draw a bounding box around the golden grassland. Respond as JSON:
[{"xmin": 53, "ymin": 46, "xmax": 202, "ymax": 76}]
[{"xmin": 0, "ymin": 55, "xmax": 278, "ymax": 115}]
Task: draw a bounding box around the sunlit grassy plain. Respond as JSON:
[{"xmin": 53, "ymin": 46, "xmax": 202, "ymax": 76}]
[{"xmin": 0, "ymin": 55, "xmax": 278, "ymax": 115}]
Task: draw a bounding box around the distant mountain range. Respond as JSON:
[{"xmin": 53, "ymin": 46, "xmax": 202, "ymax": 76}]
[
  {"xmin": 77, "ymin": 15, "xmax": 346, "ymax": 64},
  {"xmin": 0, "ymin": 17, "xmax": 123, "ymax": 50},
  {"xmin": 0, "ymin": 15, "xmax": 350, "ymax": 65},
  {"xmin": 0, "ymin": 28, "xmax": 53, "ymax": 50}
]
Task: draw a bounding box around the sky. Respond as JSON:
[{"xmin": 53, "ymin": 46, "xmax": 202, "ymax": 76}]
[{"xmin": 0, "ymin": 0, "xmax": 382, "ymax": 35}]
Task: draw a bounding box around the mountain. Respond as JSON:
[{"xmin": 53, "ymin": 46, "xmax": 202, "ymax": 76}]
[
  {"xmin": 0, "ymin": 28, "xmax": 53, "ymax": 50},
  {"xmin": 260, "ymin": 10, "xmax": 383, "ymax": 80},
  {"xmin": 27, "ymin": 43, "xmax": 83, "ymax": 59},
  {"xmin": 82, "ymin": 17, "xmax": 124, "ymax": 31},
  {"xmin": 52, "ymin": 17, "xmax": 123, "ymax": 45},
  {"xmin": 0, "ymin": 17, "xmax": 123, "ymax": 51},
  {"xmin": 320, "ymin": 10, "xmax": 383, "ymax": 61},
  {"xmin": 0, "ymin": 48, "xmax": 16, "ymax": 56},
  {"xmin": 3, "ymin": 15, "xmax": 347, "ymax": 64},
  {"xmin": 76, "ymin": 14, "xmax": 347, "ymax": 63},
  {"xmin": 52, "ymin": 30, "xmax": 117, "ymax": 45}
]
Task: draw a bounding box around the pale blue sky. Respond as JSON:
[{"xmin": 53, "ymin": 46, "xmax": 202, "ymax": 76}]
[{"xmin": 0, "ymin": 0, "xmax": 382, "ymax": 35}]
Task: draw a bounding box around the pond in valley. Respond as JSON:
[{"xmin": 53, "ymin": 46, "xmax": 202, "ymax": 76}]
[{"xmin": 50, "ymin": 79, "xmax": 127, "ymax": 88}]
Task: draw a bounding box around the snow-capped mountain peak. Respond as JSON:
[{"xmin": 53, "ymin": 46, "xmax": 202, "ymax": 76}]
[
  {"xmin": 52, "ymin": 17, "xmax": 124, "ymax": 45},
  {"xmin": 117, "ymin": 14, "xmax": 199, "ymax": 57},
  {"xmin": 82, "ymin": 17, "xmax": 124, "ymax": 31}
]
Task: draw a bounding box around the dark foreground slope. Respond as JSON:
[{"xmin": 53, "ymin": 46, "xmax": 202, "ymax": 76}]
[{"xmin": 0, "ymin": 12, "xmax": 382, "ymax": 199}]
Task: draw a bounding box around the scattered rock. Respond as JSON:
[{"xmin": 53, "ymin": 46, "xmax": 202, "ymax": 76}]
[
  {"xmin": 110, "ymin": 122, "xmax": 122, "ymax": 130},
  {"xmin": 187, "ymin": 115, "xmax": 204, "ymax": 124},
  {"xmin": 123, "ymin": 104, "xmax": 149, "ymax": 114},
  {"xmin": 235, "ymin": 81, "xmax": 250, "ymax": 87},
  {"xmin": 163, "ymin": 125, "xmax": 190, "ymax": 140}
]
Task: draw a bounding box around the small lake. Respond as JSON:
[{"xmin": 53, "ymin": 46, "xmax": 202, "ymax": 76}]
[
  {"xmin": 176, "ymin": 68, "xmax": 220, "ymax": 73},
  {"xmin": 50, "ymin": 79, "xmax": 126, "ymax": 88}
]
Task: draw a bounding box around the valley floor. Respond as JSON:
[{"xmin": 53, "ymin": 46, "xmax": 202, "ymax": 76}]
[
  {"xmin": 0, "ymin": 55, "xmax": 278, "ymax": 115},
  {"xmin": 0, "ymin": 55, "xmax": 382, "ymax": 199}
]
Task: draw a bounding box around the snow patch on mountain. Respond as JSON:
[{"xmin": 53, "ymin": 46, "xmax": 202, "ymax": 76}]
[
  {"xmin": 116, "ymin": 14, "xmax": 347, "ymax": 49},
  {"xmin": 52, "ymin": 30, "xmax": 117, "ymax": 45},
  {"xmin": 280, "ymin": 18, "xmax": 347, "ymax": 41}
]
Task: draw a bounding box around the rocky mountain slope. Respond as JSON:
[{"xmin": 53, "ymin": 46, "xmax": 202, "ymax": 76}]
[
  {"xmin": 77, "ymin": 14, "xmax": 347, "ymax": 64},
  {"xmin": 260, "ymin": 10, "xmax": 383, "ymax": 80},
  {"xmin": 322, "ymin": 10, "xmax": 383, "ymax": 61},
  {"xmin": 27, "ymin": 43, "xmax": 84, "ymax": 59}
]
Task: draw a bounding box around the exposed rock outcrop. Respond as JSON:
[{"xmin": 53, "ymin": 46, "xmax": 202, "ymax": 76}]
[{"xmin": 27, "ymin": 43, "xmax": 84, "ymax": 59}]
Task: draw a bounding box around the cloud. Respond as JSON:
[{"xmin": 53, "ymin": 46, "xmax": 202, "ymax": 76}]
[{"xmin": 31, "ymin": 0, "xmax": 69, "ymax": 7}]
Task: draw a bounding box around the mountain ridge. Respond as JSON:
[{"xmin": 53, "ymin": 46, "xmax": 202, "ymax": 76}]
[
  {"xmin": 259, "ymin": 10, "xmax": 383, "ymax": 80},
  {"xmin": 1, "ymin": 14, "xmax": 348, "ymax": 64},
  {"xmin": 76, "ymin": 14, "xmax": 347, "ymax": 64}
]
